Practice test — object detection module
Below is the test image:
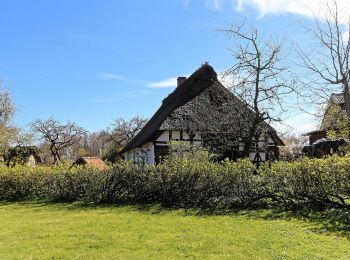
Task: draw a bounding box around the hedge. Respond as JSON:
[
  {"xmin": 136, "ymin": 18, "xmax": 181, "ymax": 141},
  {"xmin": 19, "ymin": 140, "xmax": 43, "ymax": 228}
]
[{"xmin": 0, "ymin": 156, "xmax": 349, "ymax": 209}]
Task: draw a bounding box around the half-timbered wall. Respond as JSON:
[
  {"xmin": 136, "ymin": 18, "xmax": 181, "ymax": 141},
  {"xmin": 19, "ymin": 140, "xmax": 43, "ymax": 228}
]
[
  {"xmin": 124, "ymin": 141, "xmax": 155, "ymax": 165},
  {"xmin": 124, "ymin": 130, "xmax": 278, "ymax": 164}
]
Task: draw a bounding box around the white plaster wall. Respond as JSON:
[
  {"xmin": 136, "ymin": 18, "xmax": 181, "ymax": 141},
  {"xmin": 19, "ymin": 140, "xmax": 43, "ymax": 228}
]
[
  {"xmin": 183, "ymin": 131, "xmax": 189, "ymax": 140},
  {"xmin": 141, "ymin": 142, "xmax": 155, "ymax": 164},
  {"xmin": 194, "ymin": 133, "xmax": 201, "ymax": 140},
  {"xmin": 258, "ymin": 141, "xmax": 265, "ymax": 148},
  {"xmin": 249, "ymin": 152, "xmax": 266, "ymax": 162},
  {"xmin": 27, "ymin": 155, "xmax": 36, "ymax": 167},
  {"xmin": 156, "ymin": 131, "xmax": 169, "ymax": 142},
  {"xmin": 182, "ymin": 131, "xmax": 201, "ymax": 140},
  {"xmin": 172, "ymin": 130, "xmax": 181, "ymax": 140},
  {"xmin": 124, "ymin": 142, "xmax": 155, "ymax": 164},
  {"xmin": 267, "ymin": 136, "xmax": 274, "ymax": 144}
]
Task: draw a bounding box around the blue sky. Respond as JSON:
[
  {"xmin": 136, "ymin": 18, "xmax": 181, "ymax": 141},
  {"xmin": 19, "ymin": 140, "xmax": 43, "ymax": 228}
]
[{"xmin": 1, "ymin": 0, "xmax": 348, "ymax": 133}]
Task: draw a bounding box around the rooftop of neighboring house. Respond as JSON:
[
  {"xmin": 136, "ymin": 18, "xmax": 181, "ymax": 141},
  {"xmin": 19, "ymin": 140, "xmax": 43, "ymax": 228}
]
[{"xmin": 73, "ymin": 157, "xmax": 109, "ymax": 171}]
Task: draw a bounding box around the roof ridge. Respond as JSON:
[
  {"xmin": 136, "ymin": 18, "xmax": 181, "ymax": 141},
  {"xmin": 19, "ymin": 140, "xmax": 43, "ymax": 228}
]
[{"xmin": 121, "ymin": 64, "xmax": 218, "ymax": 152}]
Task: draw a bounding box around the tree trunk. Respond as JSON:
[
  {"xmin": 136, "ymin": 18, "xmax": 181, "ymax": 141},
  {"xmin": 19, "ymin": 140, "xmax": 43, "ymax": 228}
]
[
  {"xmin": 242, "ymin": 117, "xmax": 260, "ymax": 157},
  {"xmin": 50, "ymin": 144, "xmax": 58, "ymax": 164},
  {"xmin": 242, "ymin": 135, "xmax": 253, "ymax": 158},
  {"xmin": 56, "ymin": 152, "xmax": 61, "ymax": 162}
]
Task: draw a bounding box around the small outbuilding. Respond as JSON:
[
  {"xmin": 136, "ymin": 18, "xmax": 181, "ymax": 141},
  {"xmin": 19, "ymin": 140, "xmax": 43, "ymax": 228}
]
[
  {"xmin": 27, "ymin": 154, "xmax": 43, "ymax": 167},
  {"xmin": 72, "ymin": 157, "xmax": 109, "ymax": 170},
  {"xmin": 302, "ymin": 130, "xmax": 327, "ymax": 145},
  {"xmin": 1, "ymin": 146, "xmax": 43, "ymax": 167}
]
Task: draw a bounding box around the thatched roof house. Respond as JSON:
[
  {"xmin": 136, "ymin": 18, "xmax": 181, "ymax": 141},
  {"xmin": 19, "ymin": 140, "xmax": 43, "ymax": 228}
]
[
  {"xmin": 122, "ymin": 64, "xmax": 284, "ymax": 164},
  {"xmin": 307, "ymin": 92, "xmax": 350, "ymax": 142}
]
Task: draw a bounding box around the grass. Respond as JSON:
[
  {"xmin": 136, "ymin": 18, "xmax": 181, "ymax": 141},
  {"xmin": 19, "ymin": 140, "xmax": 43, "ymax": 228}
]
[{"xmin": 0, "ymin": 202, "xmax": 349, "ymax": 259}]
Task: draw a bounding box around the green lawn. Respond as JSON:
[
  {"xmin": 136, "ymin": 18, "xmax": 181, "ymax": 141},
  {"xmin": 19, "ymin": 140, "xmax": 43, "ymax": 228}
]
[{"xmin": 0, "ymin": 202, "xmax": 349, "ymax": 259}]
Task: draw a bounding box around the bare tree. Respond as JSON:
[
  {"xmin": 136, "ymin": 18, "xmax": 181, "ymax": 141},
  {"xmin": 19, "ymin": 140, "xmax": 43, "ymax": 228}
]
[
  {"xmin": 220, "ymin": 22, "xmax": 295, "ymax": 156},
  {"xmin": 0, "ymin": 85, "xmax": 19, "ymax": 164},
  {"xmin": 84, "ymin": 132, "xmax": 106, "ymax": 156},
  {"xmin": 279, "ymin": 131, "xmax": 307, "ymax": 161},
  {"xmin": 105, "ymin": 116, "xmax": 147, "ymax": 149},
  {"xmin": 100, "ymin": 115, "xmax": 147, "ymax": 162},
  {"xmin": 31, "ymin": 117, "xmax": 88, "ymax": 163},
  {"xmin": 297, "ymin": 0, "xmax": 350, "ymax": 137},
  {"xmin": 0, "ymin": 85, "xmax": 15, "ymax": 126}
]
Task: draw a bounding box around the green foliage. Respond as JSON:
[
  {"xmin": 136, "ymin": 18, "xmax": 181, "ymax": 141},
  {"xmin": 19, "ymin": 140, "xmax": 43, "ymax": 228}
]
[
  {"xmin": 167, "ymin": 141, "xmax": 217, "ymax": 162},
  {"xmin": 0, "ymin": 156, "xmax": 349, "ymax": 209},
  {"xmin": 101, "ymin": 146, "xmax": 120, "ymax": 163},
  {"xmin": 2, "ymin": 146, "xmax": 38, "ymax": 167},
  {"xmin": 321, "ymin": 103, "xmax": 349, "ymax": 139}
]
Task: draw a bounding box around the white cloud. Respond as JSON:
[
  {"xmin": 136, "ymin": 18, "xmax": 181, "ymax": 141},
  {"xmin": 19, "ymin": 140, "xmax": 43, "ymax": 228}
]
[
  {"xmin": 197, "ymin": 0, "xmax": 350, "ymax": 23},
  {"xmin": 99, "ymin": 72, "xmax": 129, "ymax": 81},
  {"xmin": 99, "ymin": 73, "xmax": 189, "ymax": 89},
  {"xmin": 98, "ymin": 72, "xmax": 148, "ymax": 85},
  {"xmin": 235, "ymin": 0, "xmax": 350, "ymax": 22},
  {"xmin": 148, "ymin": 77, "xmax": 178, "ymax": 88}
]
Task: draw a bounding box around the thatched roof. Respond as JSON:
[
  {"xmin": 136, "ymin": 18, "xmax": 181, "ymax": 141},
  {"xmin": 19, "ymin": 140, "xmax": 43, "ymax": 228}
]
[
  {"xmin": 122, "ymin": 64, "xmax": 283, "ymax": 153},
  {"xmin": 73, "ymin": 157, "xmax": 108, "ymax": 170}
]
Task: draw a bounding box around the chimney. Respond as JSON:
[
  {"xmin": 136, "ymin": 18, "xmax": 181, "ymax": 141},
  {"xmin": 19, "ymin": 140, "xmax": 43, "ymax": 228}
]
[{"xmin": 177, "ymin": 77, "xmax": 187, "ymax": 87}]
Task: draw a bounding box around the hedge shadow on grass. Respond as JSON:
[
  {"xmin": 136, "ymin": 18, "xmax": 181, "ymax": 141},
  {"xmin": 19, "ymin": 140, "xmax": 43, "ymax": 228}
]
[{"xmin": 236, "ymin": 208, "xmax": 350, "ymax": 240}]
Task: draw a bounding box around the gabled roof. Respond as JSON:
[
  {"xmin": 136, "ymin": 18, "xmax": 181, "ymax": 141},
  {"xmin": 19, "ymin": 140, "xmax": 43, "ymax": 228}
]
[
  {"xmin": 73, "ymin": 157, "xmax": 109, "ymax": 170},
  {"xmin": 122, "ymin": 64, "xmax": 283, "ymax": 153},
  {"xmin": 303, "ymin": 129, "xmax": 326, "ymax": 136},
  {"xmin": 122, "ymin": 64, "xmax": 217, "ymax": 152}
]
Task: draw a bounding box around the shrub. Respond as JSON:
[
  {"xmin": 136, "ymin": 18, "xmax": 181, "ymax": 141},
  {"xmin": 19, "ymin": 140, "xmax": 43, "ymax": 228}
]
[{"xmin": 0, "ymin": 156, "xmax": 349, "ymax": 210}]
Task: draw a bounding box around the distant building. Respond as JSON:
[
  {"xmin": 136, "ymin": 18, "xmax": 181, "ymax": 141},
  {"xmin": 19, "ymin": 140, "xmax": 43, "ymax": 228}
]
[
  {"xmin": 303, "ymin": 130, "xmax": 327, "ymax": 145},
  {"xmin": 72, "ymin": 157, "xmax": 109, "ymax": 170},
  {"xmin": 302, "ymin": 92, "xmax": 349, "ymax": 157},
  {"xmin": 1, "ymin": 146, "xmax": 43, "ymax": 167},
  {"xmin": 121, "ymin": 64, "xmax": 284, "ymax": 164},
  {"xmin": 27, "ymin": 154, "xmax": 43, "ymax": 167},
  {"xmin": 304, "ymin": 92, "xmax": 349, "ymax": 144}
]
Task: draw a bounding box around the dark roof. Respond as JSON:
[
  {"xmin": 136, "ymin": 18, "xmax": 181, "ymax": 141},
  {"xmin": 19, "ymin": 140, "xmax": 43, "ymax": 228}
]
[
  {"xmin": 122, "ymin": 64, "xmax": 283, "ymax": 152},
  {"xmin": 302, "ymin": 130, "xmax": 327, "ymax": 136}
]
